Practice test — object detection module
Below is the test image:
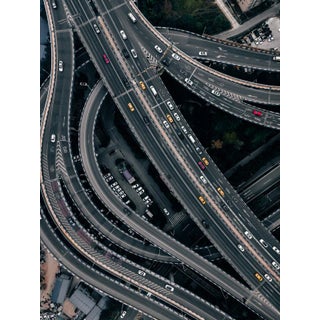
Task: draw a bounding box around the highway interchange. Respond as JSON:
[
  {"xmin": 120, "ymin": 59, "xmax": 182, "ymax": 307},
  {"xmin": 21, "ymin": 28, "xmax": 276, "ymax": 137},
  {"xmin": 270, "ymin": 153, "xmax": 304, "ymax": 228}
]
[{"xmin": 40, "ymin": 0, "xmax": 280, "ymax": 319}]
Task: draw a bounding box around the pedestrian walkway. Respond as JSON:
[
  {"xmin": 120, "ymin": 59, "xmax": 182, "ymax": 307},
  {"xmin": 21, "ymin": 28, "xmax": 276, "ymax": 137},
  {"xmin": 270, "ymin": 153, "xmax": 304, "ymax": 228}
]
[{"xmin": 214, "ymin": 0, "xmax": 239, "ymax": 29}]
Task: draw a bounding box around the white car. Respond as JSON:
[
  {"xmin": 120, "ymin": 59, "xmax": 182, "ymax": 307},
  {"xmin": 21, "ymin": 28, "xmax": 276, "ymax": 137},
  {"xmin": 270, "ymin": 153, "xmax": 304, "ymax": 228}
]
[
  {"xmin": 173, "ymin": 113, "xmax": 180, "ymax": 121},
  {"xmin": 146, "ymin": 292, "xmax": 152, "ymax": 297},
  {"xmin": 120, "ymin": 30, "xmax": 127, "ymax": 40},
  {"xmin": 120, "ymin": 311, "xmax": 127, "ymax": 319},
  {"xmin": 154, "ymin": 45, "xmax": 163, "ymax": 53},
  {"xmin": 131, "ymin": 48, "xmax": 137, "ymax": 58},
  {"xmin": 244, "ymin": 230, "xmax": 253, "ymax": 239},
  {"xmin": 93, "ymin": 23, "xmax": 100, "ymax": 34},
  {"xmin": 51, "ymin": 134, "xmax": 56, "ymax": 143},
  {"xmin": 259, "ymin": 239, "xmax": 268, "ymax": 248},
  {"xmin": 165, "ymin": 284, "xmax": 174, "ymax": 292},
  {"xmin": 199, "ymin": 51, "xmax": 207, "ymax": 56},
  {"xmin": 166, "ymin": 101, "xmax": 174, "ymax": 110},
  {"xmin": 138, "ymin": 270, "xmax": 146, "ymax": 276},
  {"xmin": 163, "ymin": 120, "xmax": 169, "ymax": 129},
  {"xmin": 185, "ymin": 78, "xmax": 193, "ymax": 86},
  {"xmin": 163, "ymin": 208, "xmax": 170, "ymax": 215},
  {"xmin": 264, "ymin": 274, "xmax": 272, "ymax": 282},
  {"xmin": 132, "ymin": 184, "xmax": 139, "ymax": 189},
  {"xmin": 58, "ymin": 60, "xmax": 63, "ymax": 72},
  {"xmin": 272, "ymin": 261, "xmax": 280, "ymax": 270},
  {"xmin": 237, "ymin": 244, "xmax": 245, "ymax": 252},
  {"xmin": 272, "ymin": 246, "xmax": 280, "ymax": 254},
  {"xmin": 172, "ymin": 53, "xmax": 180, "ymax": 60},
  {"xmin": 211, "ymin": 89, "xmax": 221, "ymax": 96},
  {"xmin": 200, "ymin": 175, "xmax": 207, "ymax": 184},
  {"xmin": 138, "ymin": 190, "xmax": 144, "ymax": 196}
]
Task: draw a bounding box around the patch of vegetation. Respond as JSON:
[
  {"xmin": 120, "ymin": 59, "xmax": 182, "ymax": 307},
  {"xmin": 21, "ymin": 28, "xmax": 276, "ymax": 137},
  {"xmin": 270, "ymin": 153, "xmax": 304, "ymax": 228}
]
[{"xmin": 139, "ymin": 0, "xmax": 231, "ymax": 35}]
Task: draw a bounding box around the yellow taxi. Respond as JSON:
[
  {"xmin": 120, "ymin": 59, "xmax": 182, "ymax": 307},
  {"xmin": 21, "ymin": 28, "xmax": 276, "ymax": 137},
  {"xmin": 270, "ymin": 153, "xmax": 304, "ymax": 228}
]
[
  {"xmin": 128, "ymin": 102, "xmax": 135, "ymax": 112},
  {"xmin": 166, "ymin": 114, "xmax": 174, "ymax": 123},
  {"xmin": 202, "ymin": 157, "xmax": 209, "ymax": 166},
  {"xmin": 254, "ymin": 272, "xmax": 263, "ymax": 282},
  {"xmin": 198, "ymin": 196, "xmax": 206, "ymax": 205},
  {"xmin": 217, "ymin": 187, "xmax": 225, "ymax": 197},
  {"xmin": 139, "ymin": 81, "xmax": 146, "ymax": 90}
]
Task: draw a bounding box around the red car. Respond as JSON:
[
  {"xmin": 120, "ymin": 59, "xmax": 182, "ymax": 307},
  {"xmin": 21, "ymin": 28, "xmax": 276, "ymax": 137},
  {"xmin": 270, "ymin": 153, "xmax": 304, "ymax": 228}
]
[
  {"xmin": 198, "ymin": 161, "xmax": 206, "ymax": 170},
  {"xmin": 103, "ymin": 54, "xmax": 110, "ymax": 64},
  {"xmin": 253, "ymin": 110, "xmax": 262, "ymax": 116}
]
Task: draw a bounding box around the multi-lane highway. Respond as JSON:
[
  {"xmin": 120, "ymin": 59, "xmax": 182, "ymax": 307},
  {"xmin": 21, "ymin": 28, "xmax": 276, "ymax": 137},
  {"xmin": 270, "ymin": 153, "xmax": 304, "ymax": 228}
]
[{"xmin": 41, "ymin": 0, "xmax": 280, "ymax": 319}]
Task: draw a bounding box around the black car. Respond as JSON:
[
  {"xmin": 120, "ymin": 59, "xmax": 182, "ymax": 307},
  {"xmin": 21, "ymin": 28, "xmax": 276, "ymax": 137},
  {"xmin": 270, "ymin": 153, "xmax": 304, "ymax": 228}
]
[
  {"xmin": 122, "ymin": 48, "xmax": 130, "ymax": 58},
  {"xmin": 201, "ymin": 220, "xmax": 209, "ymax": 229},
  {"xmin": 143, "ymin": 116, "xmax": 150, "ymax": 125},
  {"xmin": 162, "ymin": 58, "xmax": 170, "ymax": 66}
]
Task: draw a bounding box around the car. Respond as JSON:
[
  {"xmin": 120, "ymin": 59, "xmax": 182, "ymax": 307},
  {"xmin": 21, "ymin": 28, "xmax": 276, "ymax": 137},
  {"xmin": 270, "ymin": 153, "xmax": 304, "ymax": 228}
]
[
  {"xmin": 272, "ymin": 261, "xmax": 280, "ymax": 270},
  {"xmin": 200, "ymin": 157, "xmax": 208, "ymax": 166},
  {"xmin": 146, "ymin": 292, "xmax": 152, "ymax": 297},
  {"xmin": 211, "ymin": 89, "xmax": 221, "ymax": 96},
  {"xmin": 259, "ymin": 239, "xmax": 268, "ymax": 248},
  {"xmin": 51, "ymin": 134, "xmax": 56, "ymax": 143},
  {"xmin": 245, "ymin": 230, "xmax": 253, "ymax": 239},
  {"xmin": 120, "ymin": 30, "xmax": 127, "ymax": 40},
  {"xmin": 123, "ymin": 78, "xmax": 130, "ymax": 88},
  {"xmin": 139, "ymin": 81, "xmax": 146, "ymax": 90},
  {"xmin": 131, "ymin": 48, "xmax": 138, "ymax": 58},
  {"xmin": 120, "ymin": 194, "xmax": 126, "ymax": 199},
  {"xmin": 67, "ymin": 216, "xmax": 76, "ymax": 227},
  {"xmin": 181, "ymin": 126, "xmax": 188, "ymax": 134},
  {"xmin": 103, "ymin": 54, "xmax": 110, "ymax": 64},
  {"xmin": 138, "ymin": 270, "xmax": 146, "ymax": 276},
  {"xmin": 199, "ymin": 51, "xmax": 208, "ymax": 56},
  {"xmin": 264, "ymin": 274, "xmax": 272, "ymax": 282},
  {"xmin": 173, "ymin": 112, "xmax": 181, "ymax": 121},
  {"xmin": 254, "ymin": 272, "xmax": 263, "ymax": 282},
  {"xmin": 185, "ymin": 78, "xmax": 193, "ymax": 86},
  {"xmin": 137, "ymin": 187, "xmax": 142, "ymax": 192},
  {"xmin": 198, "ymin": 196, "xmax": 206, "ymax": 205},
  {"xmin": 163, "ymin": 208, "xmax": 170, "ymax": 216},
  {"xmin": 127, "ymin": 102, "xmax": 135, "ymax": 112},
  {"xmin": 195, "ymin": 146, "xmax": 202, "ymax": 155},
  {"xmin": 197, "ymin": 161, "xmax": 206, "ymax": 170},
  {"xmin": 110, "ymin": 182, "xmax": 118, "ymax": 187},
  {"xmin": 154, "ymin": 45, "xmax": 163, "ymax": 53},
  {"xmin": 122, "ymin": 48, "xmax": 130, "ymax": 58},
  {"xmin": 166, "ymin": 101, "xmax": 174, "ymax": 110},
  {"xmin": 217, "ymin": 187, "xmax": 225, "ymax": 197},
  {"xmin": 272, "ymin": 246, "xmax": 280, "ymax": 254},
  {"xmin": 143, "ymin": 116, "xmax": 150, "ymax": 125},
  {"xmin": 253, "ymin": 110, "xmax": 262, "ymax": 116},
  {"xmin": 165, "ymin": 284, "xmax": 174, "ymax": 292},
  {"xmin": 201, "ymin": 220, "xmax": 209, "ymax": 228},
  {"xmin": 93, "ymin": 23, "xmax": 100, "ymax": 34},
  {"xmin": 143, "ymin": 196, "xmax": 150, "ymax": 201},
  {"xmin": 172, "ymin": 53, "xmax": 180, "ymax": 60},
  {"xmin": 163, "ymin": 120, "xmax": 169, "ymax": 129},
  {"xmin": 58, "ymin": 60, "xmax": 64, "ymax": 72},
  {"xmin": 200, "ymin": 175, "xmax": 207, "ymax": 184},
  {"xmin": 132, "ymin": 184, "xmax": 139, "ymax": 189},
  {"xmin": 162, "ymin": 58, "xmax": 170, "ymax": 66},
  {"xmin": 238, "ymin": 244, "xmax": 245, "ymax": 252},
  {"xmin": 166, "ymin": 114, "xmax": 174, "ymax": 123},
  {"xmin": 138, "ymin": 190, "xmax": 144, "ymax": 196},
  {"xmin": 120, "ymin": 311, "xmax": 127, "ymax": 319}
]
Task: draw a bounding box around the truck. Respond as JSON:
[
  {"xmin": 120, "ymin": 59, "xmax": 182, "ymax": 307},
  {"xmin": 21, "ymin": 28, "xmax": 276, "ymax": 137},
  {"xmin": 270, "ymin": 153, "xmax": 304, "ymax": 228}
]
[{"xmin": 121, "ymin": 169, "xmax": 136, "ymax": 184}]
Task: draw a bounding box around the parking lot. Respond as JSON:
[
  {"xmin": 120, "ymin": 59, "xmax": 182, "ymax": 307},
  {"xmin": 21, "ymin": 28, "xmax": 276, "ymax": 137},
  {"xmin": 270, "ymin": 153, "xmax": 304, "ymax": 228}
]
[{"xmin": 250, "ymin": 17, "xmax": 280, "ymax": 50}]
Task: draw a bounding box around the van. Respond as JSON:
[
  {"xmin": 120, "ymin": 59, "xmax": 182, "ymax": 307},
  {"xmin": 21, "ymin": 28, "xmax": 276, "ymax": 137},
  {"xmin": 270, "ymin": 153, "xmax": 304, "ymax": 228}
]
[
  {"xmin": 128, "ymin": 12, "xmax": 137, "ymax": 23},
  {"xmin": 188, "ymin": 134, "xmax": 195, "ymax": 143},
  {"xmin": 149, "ymin": 85, "xmax": 157, "ymax": 96}
]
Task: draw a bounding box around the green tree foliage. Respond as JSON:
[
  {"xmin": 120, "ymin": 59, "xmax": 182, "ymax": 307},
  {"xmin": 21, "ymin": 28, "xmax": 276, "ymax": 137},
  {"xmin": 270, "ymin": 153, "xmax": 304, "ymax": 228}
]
[{"xmin": 139, "ymin": 0, "xmax": 231, "ymax": 35}]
